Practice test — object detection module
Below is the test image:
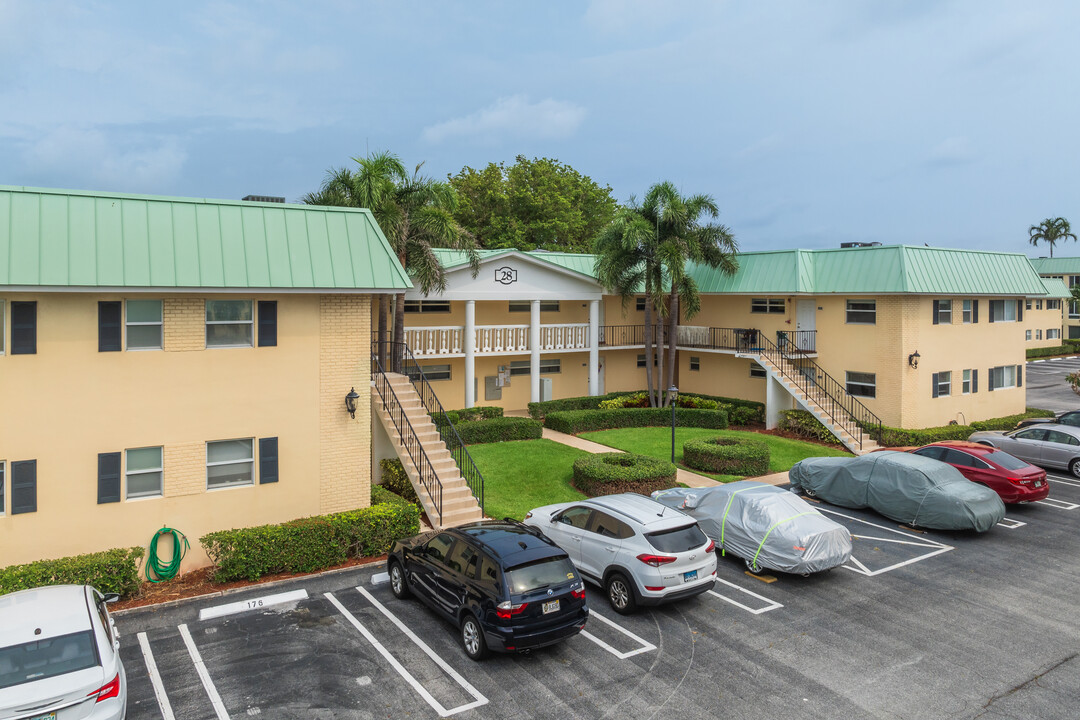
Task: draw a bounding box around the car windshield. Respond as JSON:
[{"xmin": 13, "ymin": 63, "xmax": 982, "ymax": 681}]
[
  {"xmin": 645, "ymin": 524, "xmax": 708, "ymax": 553},
  {"xmin": 0, "ymin": 630, "xmax": 98, "ymax": 689},
  {"xmin": 989, "ymin": 451, "xmax": 1031, "ymax": 471},
  {"xmin": 505, "ymin": 557, "xmax": 577, "ymax": 593}
]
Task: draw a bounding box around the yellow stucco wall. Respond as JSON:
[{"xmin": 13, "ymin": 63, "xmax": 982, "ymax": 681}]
[
  {"xmin": 1024, "ymin": 301, "xmax": 1065, "ymax": 348},
  {"xmin": 0, "ymin": 292, "xmax": 372, "ymax": 570},
  {"xmin": 677, "ymin": 352, "xmax": 767, "ymax": 403}
]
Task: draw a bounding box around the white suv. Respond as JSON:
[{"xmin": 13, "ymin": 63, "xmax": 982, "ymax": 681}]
[{"xmin": 524, "ymin": 493, "xmax": 717, "ymax": 614}]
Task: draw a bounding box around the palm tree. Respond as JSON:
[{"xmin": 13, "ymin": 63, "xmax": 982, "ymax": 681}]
[
  {"xmin": 1029, "ymin": 217, "xmax": 1077, "ymax": 258},
  {"xmin": 305, "ymin": 152, "xmax": 479, "ymax": 370}
]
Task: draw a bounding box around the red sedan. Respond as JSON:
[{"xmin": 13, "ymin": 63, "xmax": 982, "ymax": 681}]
[{"xmin": 909, "ymin": 442, "xmax": 1049, "ymax": 504}]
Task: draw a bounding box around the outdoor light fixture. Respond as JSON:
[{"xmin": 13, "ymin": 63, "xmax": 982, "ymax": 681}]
[
  {"xmin": 345, "ymin": 387, "xmax": 360, "ymax": 419},
  {"xmin": 908, "ymin": 351, "xmax": 920, "ymax": 369},
  {"xmin": 669, "ymin": 385, "xmax": 679, "ymax": 463}
]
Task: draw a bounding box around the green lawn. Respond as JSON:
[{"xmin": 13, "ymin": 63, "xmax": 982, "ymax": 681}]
[
  {"xmin": 580, "ymin": 427, "xmax": 851, "ymax": 482},
  {"xmin": 468, "ymin": 439, "xmax": 588, "ymax": 520}
]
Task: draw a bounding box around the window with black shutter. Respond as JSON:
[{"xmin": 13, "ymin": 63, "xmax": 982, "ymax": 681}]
[
  {"xmin": 1017, "ymin": 365, "xmax": 1023, "ymax": 388},
  {"xmin": 0, "ymin": 462, "xmax": 5, "ymax": 515},
  {"xmin": 98, "ymin": 302, "xmax": 122, "ymax": 352},
  {"xmin": 932, "ymin": 372, "xmax": 939, "ymax": 398},
  {"xmin": 972, "ymin": 369, "xmax": 978, "ymax": 393},
  {"xmin": 97, "ymin": 452, "xmax": 121, "ymax": 504},
  {"xmin": 10, "ymin": 302, "xmax": 36, "ymax": 354},
  {"xmin": 932, "ymin": 300, "xmax": 940, "ymax": 325},
  {"xmin": 258, "ymin": 301, "xmax": 277, "ymax": 347},
  {"xmin": 11, "ymin": 460, "xmax": 36, "ymax": 514},
  {"xmin": 972, "ymin": 299, "xmax": 979, "ymax": 323},
  {"xmin": 259, "ymin": 437, "xmax": 279, "ymax": 484}
]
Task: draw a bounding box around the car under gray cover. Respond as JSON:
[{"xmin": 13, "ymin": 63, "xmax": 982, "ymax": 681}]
[{"xmin": 788, "ymin": 451, "xmax": 1006, "ymax": 532}]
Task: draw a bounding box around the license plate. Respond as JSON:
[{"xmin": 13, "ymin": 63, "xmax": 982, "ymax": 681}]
[
  {"xmin": 542, "ymin": 599, "xmax": 560, "ymax": 614},
  {"xmin": 683, "ymin": 570, "xmax": 698, "ymax": 582},
  {"xmin": 1035, "ymin": 480, "xmax": 1044, "ymax": 487},
  {"xmin": 30, "ymin": 714, "xmax": 56, "ymax": 720}
]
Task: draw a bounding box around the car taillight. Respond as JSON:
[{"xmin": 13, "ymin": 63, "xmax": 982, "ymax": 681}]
[
  {"xmin": 571, "ymin": 587, "xmax": 586, "ymax": 600},
  {"xmin": 645, "ymin": 586, "xmax": 665, "ymax": 591},
  {"xmin": 636, "ymin": 554, "xmax": 677, "ymax": 567},
  {"xmin": 705, "ymin": 540, "xmax": 716, "ymax": 553},
  {"xmin": 88, "ymin": 673, "xmax": 121, "ymax": 703},
  {"xmin": 496, "ymin": 601, "xmax": 528, "ymax": 619},
  {"xmin": 1007, "ymin": 477, "xmax": 1034, "ymax": 486}
]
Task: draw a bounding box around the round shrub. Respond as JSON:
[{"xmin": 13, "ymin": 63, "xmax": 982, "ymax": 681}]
[
  {"xmin": 572, "ymin": 452, "xmax": 677, "ymax": 497},
  {"xmin": 683, "ymin": 437, "xmax": 770, "ymax": 476}
]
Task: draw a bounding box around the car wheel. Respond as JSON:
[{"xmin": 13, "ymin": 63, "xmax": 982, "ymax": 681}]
[
  {"xmin": 1070, "ymin": 459, "xmax": 1080, "ymax": 479},
  {"xmin": 389, "ymin": 560, "xmax": 411, "ymax": 600},
  {"xmin": 745, "ymin": 558, "xmax": 765, "ymax": 574},
  {"xmin": 803, "ymin": 487, "xmax": 817, "ymax": 498},
  {"xmin": 606, "ymin": 572, "xmax": 638, "ymax": 615},
  {"xmin": 460, "ymin": 614, "xmax": 489, "ymax": 661}
]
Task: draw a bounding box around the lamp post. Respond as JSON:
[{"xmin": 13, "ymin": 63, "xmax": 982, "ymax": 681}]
[{"xmin": 668, "ymin": 385, "xmax": 679, "ymax": 463}]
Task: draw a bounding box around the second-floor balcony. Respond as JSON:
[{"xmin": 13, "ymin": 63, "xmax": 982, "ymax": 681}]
[{"xmin": 600, "ymin": 325, "xmax": 817, "ymax": 355}]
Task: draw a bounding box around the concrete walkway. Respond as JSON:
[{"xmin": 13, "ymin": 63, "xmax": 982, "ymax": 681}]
[{"xmin": 541, "ymin": 428, "xmax": 790, "ymax": 488}]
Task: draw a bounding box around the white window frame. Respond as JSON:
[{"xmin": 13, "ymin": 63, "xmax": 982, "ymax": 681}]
[
  {"xmin": 509, "ymin": 301, "xmax": 559, "ymax": 312},
  {"xmin": 1048, "ymin": 299, "xmax": 1061, "ymax": 311},
  {"xmin": 962, "ymin": 299, "xmax": 972, "ymax": 324},
  {"xmin": 1025, "ymin": 299, "xmax": 1032, "ymax": 311},
  {"xmin": 990, "ymin": 299, "xmax": 1018, "ymax": 323},
  {"xmin": 935, "ymin": 371, "xmax": 952, "ymax": 397},
  {"xmin": 689, "ymin": 356, "xmax": 700, "ymax": 371},
  {"xmin": 206, "ymin": 438, "xmax": 255, "ymax": 489},
  {"xmin": 962, "ymin": 369, "xmax": 972, "ymax": 394},
  {"xmin": 636, "ymin": 297, "xmax": 646, "ymax": 312},
  {"xmin": 509, "ymin": 359, "xmax": 560, "ymax": 376},
  {"xmin": 420, "ymin": 364, "xmax": 452, "ymax": 381},
  {"xmin": 1037, "ymin": 329, "xmax": 1043, "ymax": 340},
  {"xmin": 845, "ymin": 300, "xmax": 876, "ymax": 325},
  {"xmin": 935, "ymin": 300, "xmax": 952, "ymax": 324},
  {"xmin": 1048, "ymin": 328, "xmax": 1061, "ymax": 340},
  {"xmin": 749, "ymin": 362, "xmax": 767, "ymax": 378},
  {"xmin": 989, "ymin": 365, "xmax": 1019, "ymax": 390},
  {"xmin": 206, "ymin": 300, "xmax": 254, "ymax": 348},
  {"xmin": 845, "ymin": 371, "xmax": 876, "ymax": 398},
  {"xmin": 125, "ymin": 299, "xmax": 163, "ymax": 351},
  {"xmin": 1036, "ymin": 300, "xmax": 1043, "ymax": 310},
  {"xmin": 125, "ymin": 446, "xmax": 163, "ymax": 499},
  {"xmin": 404, "ymin": 300, "xmax": 451, "ymax": 314},
  {"xmin": 750, "ymin": 298, "xmax": 785, "ymax": 314},
  {"xmin": 1026, "ymin": 330, "xmax": 1032, "ymax": 341}
]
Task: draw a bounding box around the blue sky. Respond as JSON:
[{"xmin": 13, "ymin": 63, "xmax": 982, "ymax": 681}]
[{"xmin": 2, "ymin": 0, "xmax": 1077, "ymax": 254}]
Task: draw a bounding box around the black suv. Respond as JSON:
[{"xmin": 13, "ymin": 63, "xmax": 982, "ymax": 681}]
[{"xmin": 387, "ymin": 521, "xmax": 589, "ymax": 660}]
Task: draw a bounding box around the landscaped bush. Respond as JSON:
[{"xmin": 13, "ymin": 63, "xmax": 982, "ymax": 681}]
[
  {"xmin": 544, "ymin": 407, "xmax": 729, "ymax": 435},
  {"xmin": 683, "ymin": 437, "xmax": 770, "ymax": 476},
  {"xmin": 726, "ymin": 405, "xmax": 760, "ymax": 426},
  {"xmin": 777, "ymin": 410, "xmax": 844, "ymax": 446},
  {"xmin": 379, "ymin": 458, "xmax": 419, "ymax": 504},
  {"xmin": 0, "ymin": 547, "xmax": 144, "ymax": 599},
  {"xmin": 600, "ymin": 391, "xmax": 721, "ymax": 411},
  {"xmin": 1026, "ymin": 341, "xmax": 1080, "ymax": 359},
  {"xmin": 879, "ymin": 409, "xmax": 1056, "ymax": 447},
  {"xmin": 201, "ymin": 496, "xmax": 421, "ymax": 582},
  {"xmin": 372, "ymin": 484, "xmax": 415, "ymax": 507},
  {"xmin": 455, "ymin": 416, "xmax": 543, "ymax": 444},
  {"xmin": 529, "ymin": 392, "xmax": 639, "ymax": 420},
  {"xmin": 572, "ymin": 452, "xmax": 677, "ymax": 496},
  {"xmin": 444, "ymin": 406, "xmax": 504, "ymax": 424}
]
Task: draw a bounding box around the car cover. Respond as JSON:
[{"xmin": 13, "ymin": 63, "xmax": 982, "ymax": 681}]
[
  {"xmin": 651, "ymin": 482, "xmax": 852, "ymax": 574},
  {"xmin": 788, "ymin": 451, "xmax": 1006, "ymax": 532}
]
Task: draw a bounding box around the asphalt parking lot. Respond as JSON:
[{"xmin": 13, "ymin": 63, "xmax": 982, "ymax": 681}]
[
  {"xmin": 1026, "ymin": 355, "xmax": 1080, "ymax": 412},
  {"xmin": 115, "ymin": 473, "xmax": 1080, "ymax": 720}
]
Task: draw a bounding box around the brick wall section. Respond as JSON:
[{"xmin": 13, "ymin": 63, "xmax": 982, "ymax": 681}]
[
  {"xmin": 319, "ymin": 294, "xmax": 373, "ymax": 514},
  {"xmin": 163, "ymin": 441, "xmax": 206, "ymax": 497},
  {"xmin": 163, "ymin": 298, "xmax": 205, "ymax": 352}
]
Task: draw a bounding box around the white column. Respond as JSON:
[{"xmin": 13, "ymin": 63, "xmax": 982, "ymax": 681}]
[
  {"xmin": 588, "ymin": 299, "xmax": 600, "ymax": 396},
  {"xmin": 464, "ymin": 300, "xmax": 476, "ymax": 408},
  {"xmin": 530, "ymin": 299, "xmax": 541, "ymax": 403}
]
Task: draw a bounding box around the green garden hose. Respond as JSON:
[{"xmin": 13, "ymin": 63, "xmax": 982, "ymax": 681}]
[{"xmin": 145, "ymin": 527, "xmax": 190, "ymax": 583}]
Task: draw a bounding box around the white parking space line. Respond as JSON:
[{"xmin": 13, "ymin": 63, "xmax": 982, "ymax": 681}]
[
  {"xmin": 137, "ymin": 632, "xmax": 175, "ymax": 720},
  {"xmin": 198, "ymin": 589, "xmax": 308, "ymax": 621},
  {"xmin": 1046, "ymin": 474, "xmax": 1080, "ymax": 488},
  {"xmin": 816, "ymin": 508, "xmax": 954, "ymax": 576},
  {"xmin": 707, "ymin": 578, "xmax": 783, "ymax": 614},
  {"xmin": 1035, "ymin": 498, "xmax": 1080, "ymax": 510},
  {"xmin": 326, "ymin": 590, "xmax": 488, "ymax": 718},
  {"xmin": 998, "ymin": 517, "xmax": 1027, "ymax": 529},
  {"xmin": 178, "ymin": 623, "xmax": 231, "ymax": 720},
  {"xmin": 579, "ymin": 610, "xmax": 656, "ymax": 659}
]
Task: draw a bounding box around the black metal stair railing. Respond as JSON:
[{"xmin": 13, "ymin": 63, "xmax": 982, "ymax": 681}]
[
  {"xmin": 370, "ymin": 350, "xmax": 443, "ymax": 523},
  {"xmin": 374, "ymin": 340, "xmax": 485, "ymax": 515},
  {"xmin": 736, "ymin": 330, "xmax": 882, "ymax": 450}
]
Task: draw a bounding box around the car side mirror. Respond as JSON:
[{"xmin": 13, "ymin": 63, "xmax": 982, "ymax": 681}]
[{"xmin": 103, "ymin": 593, "xmax": 120, "ymax": 604}]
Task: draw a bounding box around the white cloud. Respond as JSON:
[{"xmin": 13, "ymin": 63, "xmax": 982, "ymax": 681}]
[
  {"xmin": 21, "ymin": 126, "xmax": 188, "ymax": 190},
  {"xmin": 421, "ymin": 95, "xmax": 586, "ymax": 144}
]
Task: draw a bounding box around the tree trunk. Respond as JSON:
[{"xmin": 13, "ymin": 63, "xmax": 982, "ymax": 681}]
[
  {"xmin": 655, "ymin": 311, "xmax": 665, "ymax": 406},
  {"xmin": 666, "ymin": 290, "xmax": 679, "ymax": 407},
  {"xmin": 393, "ymin": 292, "xmax": 406, "ymax": 373},
  {"xmin": 643, "ymin": 291, "xmax": 657, "ymax": 407},
  {"xmin": 377, "ymin": 295, "xmax": 388, "ymax": 369}
]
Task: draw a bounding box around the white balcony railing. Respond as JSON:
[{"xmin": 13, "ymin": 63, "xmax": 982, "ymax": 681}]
[
  {"xmin": 476, "ymin": 325, "xmax": 530, "ymax": 353},
  {"xmin": 541, "ymin": 323, "xmax": 590, "ymax": 350},
  {"xmin": 404, "ymin": 326, "xmax": 463, "ymax": 356},
  {"xmin": 406, "ymin": 323, "xmax": 594, "ymax": 356}
]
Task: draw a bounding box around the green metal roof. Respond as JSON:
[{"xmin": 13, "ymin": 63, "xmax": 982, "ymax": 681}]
[
  {"xmin": 0, "ymin": 185, "xmax": 411, "ymax": 290},
  {"xmin": 1041, "ymin": 277, "xmax": 1072, "ymax": 299},
  {"xmin": 1029, "ymin": 256, "xmax": 1080, "ymax": 275}
]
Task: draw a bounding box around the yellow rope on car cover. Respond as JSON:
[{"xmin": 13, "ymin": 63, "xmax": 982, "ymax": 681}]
[
  {"xmin": 750, "ymin": 512, "xmax": 817, "ymax": 568},
  {"xmin": 718, "ymin": 486, "xmax": 757, "ymax": 556}
]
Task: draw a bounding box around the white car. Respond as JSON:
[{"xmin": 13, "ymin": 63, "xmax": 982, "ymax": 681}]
[
  {"xmin": 524, "ymin": 493, "xmax": 717, "ymax": 614},
  {"xmin": 0, "ymin": 585, "xmax": 127, "ymax": 720}
]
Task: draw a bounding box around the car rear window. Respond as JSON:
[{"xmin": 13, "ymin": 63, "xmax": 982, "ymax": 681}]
[
  {"xmin": 990, "ymin": 451, "xmax": 1032, "ymax": 471},
  {"xmin": 0, "ymin": 630, "xmax": 98, "ymax": 689},
  {"xmin": 645, "ymin": 524, "xmax": 708, "ymax": 553},
  {"xmin": 505, "ymin": 557, "xmax": 577, "ymax": 594}
]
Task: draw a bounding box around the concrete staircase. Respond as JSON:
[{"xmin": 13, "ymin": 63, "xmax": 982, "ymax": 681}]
[
  {"xmin": 373, "ymin": 372, "xmax": 484, "ymax": 528},
  {"xmin": 755, "ymin": 355, "xmax": 882, "ymax": 455}
]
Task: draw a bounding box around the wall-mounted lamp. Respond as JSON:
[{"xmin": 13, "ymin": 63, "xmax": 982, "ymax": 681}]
[
  {"xmin": 345, "ymin": 387, "xmax": 360, "ymax": 419},
  {"xmin": 908, "ymin": 351, "xmax": 921, "ymax": 369}
]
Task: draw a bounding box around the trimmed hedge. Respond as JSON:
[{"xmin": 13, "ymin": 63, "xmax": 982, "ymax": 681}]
[
  {"xmin": 201, "ymin": 496, "xmax": 421, "ymax": 582},
  {"xmin": 529, "ymin": 392, "xmax": 637, "ymax": 420},
  {"xmin": 372, "ymin": 484, "xmax": 415, "ymax": 507},
  {"xmin": 683, "ymin": 437, "xmax": 770, "ymax": 476},
  {"xmin": 777, "ymin": 410, "xmax": 844, "ymax": 446},
  {"xmin": 544, "ymin": 407, "xmax": 729, "ymax": 435},
  {"xmin": 379, "ymin": 458, "xmax": 419, "ymax": 504},
  {"xmin": 444, "ymin": 406, "xmax": 504, "ymax": 423},
  {"xmin": 529, "ymin": 391, "xmax": 764, "ymax": 423},
  {"xmin": 455, "ymin": 416, "xmax": 543, "ymax": 444},
  {"xmin": 1026, "ymin": 340, "xmax": 1080, "ymax": 359},
  {"xmin": 572, "ymin": 452, "xmax": 677, "ymax": 496},
  {"xmin": 0, "ymin": 547, "xmax": 144, "ymax": 599}
]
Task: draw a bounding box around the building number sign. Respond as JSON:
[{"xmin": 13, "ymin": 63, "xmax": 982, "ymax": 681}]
[{"xmin": 495, "ymin": 266, "xmax": 518, "ymax": 285}]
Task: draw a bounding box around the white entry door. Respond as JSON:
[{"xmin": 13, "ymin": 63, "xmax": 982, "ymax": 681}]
[{"xmin": 796, "ymin": 300, "xmax": 816, "ymax": 351}]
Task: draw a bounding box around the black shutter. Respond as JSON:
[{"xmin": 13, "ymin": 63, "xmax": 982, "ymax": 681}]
[
  {"xmin": 97, "ymin": 452, "xmax": 121, "ymax": 504},
  {"xmin": 259, "ymin": 437, "xmax": 278, "ymax": 484},
  {"xmin": 972, "ymin": 300, "xmax": 979, "ymax": 323},
  {"xmin": 989, "ymin": 301, "xmax": 996, "ymax": 323},
  {"xmin": 932, "ymin": 300, "xmax": 940, "ymax": 325},
  {"xmin": 1017, "ymin": 365, "xmax": 1023, "ymax": 388},
  {"xmin": 1017, "ymin": 300, "xmax": 1023, "ymax": 322},
  {"xmin": 932, "ymin": 373, "xmax": 939, "ymax": 398},
  {"xmin": 10, "ymin": 302, "xmax": 36, "ymax": 354},
  {"xmin": 972, "ymin": 369, "xmax": 978, "ymax": 393},
  {"xmin": 11, "ymin": 460, "xmax": 36, "ymax": 514},
  {"xmin": 258, "ymin": 301, "xmax": 277, "ymax": 347},
  {"xmin": 98, "ymin": 302, "xmax": 122, "ymax": 352},
  {"xmin": 988, "ymin": 368, "xmax": 995, "ymax": 391},
  {"xmin": 0, "ymin": 463, "xmax": 4, "ymax": 517}
]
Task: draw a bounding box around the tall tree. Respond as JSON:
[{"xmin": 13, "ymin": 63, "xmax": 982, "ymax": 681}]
[
  {"xmin": 450, "ymin": 156, "xmax": 618, "ymax": 252},
  {"xmin": 305, "ymin": 151, "xmax": 478, "ymax": 370},
  {"xmin": 1029, "ymin": 217, "xmax": 1077, "ymax": 259}
]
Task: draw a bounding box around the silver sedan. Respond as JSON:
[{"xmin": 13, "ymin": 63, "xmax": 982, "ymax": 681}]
[{"xmin": 969, "ymin": 424, "xmax": 1080, "ymax": 478}]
